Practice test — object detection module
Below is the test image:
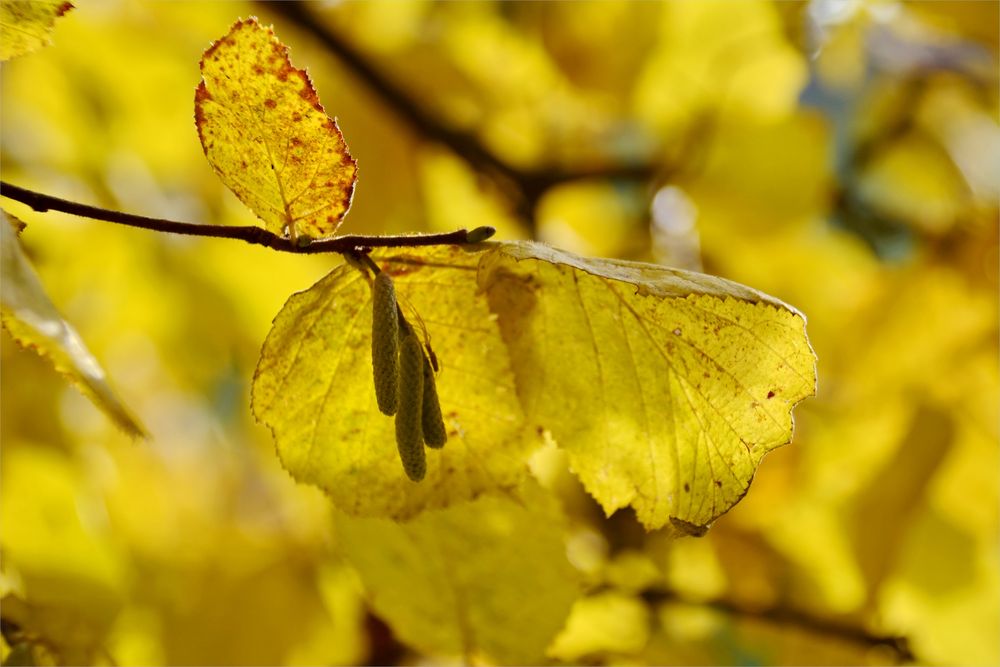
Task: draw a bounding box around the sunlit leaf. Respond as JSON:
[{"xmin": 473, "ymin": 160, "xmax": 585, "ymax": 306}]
[
  {"xmin": 0, "ymin": 0, "xmax": 73, "ymax": 61},
  {"xmin": 478, "ymin": 241, "xmax": 817, "ymax": 531},
  {"xmin": 0, "ymin": 212, "xmax": 145, "ymax": 437},
  {"xmin": 195, "ymin": 17, "xmax": 357, "ymax": 240},
  {"xmin": 255, "ymin": 241, "xmax": 815, "ymax": 529},
  {"xmin": 251, "ymin": 245, "xmax": 535, "ymax": 520},
  {"xmin": 335, "ymin": 488, "xmax": 579, "ymax": 664}
]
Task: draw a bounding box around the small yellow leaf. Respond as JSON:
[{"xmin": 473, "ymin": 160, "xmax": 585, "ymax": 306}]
[
  {"xmin": 195, "ymin": 17, "xmax": 357, "ymax": 239},
  {"xmin": 0, "ymin": 0, "xmax": 73, "ymax": 61},
  {"xmin": 0, "ymin": 212, "xmax": 145, "ymax": 438}
]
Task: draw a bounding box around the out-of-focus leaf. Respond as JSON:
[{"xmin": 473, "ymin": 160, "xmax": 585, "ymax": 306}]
[
  {"xmin": 479, "ymin": 241, "xmax": 817, "ymax": 531},
  {"xmin": 547, "ymin": 591, "xmax": 650, "ymax": 661},
  {"xmin": 857, "ymin": 132, "xmax": 968, "ymax": 235},
  {"xmin": 0, "ymin": 447, "xmax": 123, "ymax": 666},
  {"xmin": 195, "ymin": 17, "xmax": 357, "ymax": 240},
  {"xmin": 336, "ymin": 489, "xmax": 579, "ymax": 664},
  {"xmin": 0, "ymin": 212, "xmax": 145, "ymax": 437},
  {"xmin": 633, "ymin": 0, "xmax": 806, "ymax": 131},
  {"xmin": 879, "ymin": 508, "xmax": 1000, "ymax": 665},
  {"xmin": 0, "ymin": 0, "xmax": 72, "ymax": 61},
  {"xmin": 254, "ymin": 241, "xmax": 815, "ymax": 530},
  {"xmin": 251, "ymin": 245, "xmax": 534, "ymax": 520}
]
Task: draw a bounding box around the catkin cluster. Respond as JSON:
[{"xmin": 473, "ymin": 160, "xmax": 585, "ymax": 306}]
[{"xmin": 371, "ymin": 271, "xmax": 448, "ymax": 481}]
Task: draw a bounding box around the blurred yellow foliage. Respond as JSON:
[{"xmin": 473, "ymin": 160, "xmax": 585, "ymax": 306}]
[{"xmin": 1, "ymin": 0, "xmax": 996, "ymax": 665}]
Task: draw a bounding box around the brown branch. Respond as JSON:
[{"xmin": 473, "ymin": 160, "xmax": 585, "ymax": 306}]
[
  {"xmin": 266, "ymin": 1, "xmax": 657, "ymax": 222},
  {"xmin": 641, "ymin": 588, "xmax": 915, "ymax": 663},
  {"xmin": 0, "ymin": 181, "xmax": 493, "ymax": 252}
]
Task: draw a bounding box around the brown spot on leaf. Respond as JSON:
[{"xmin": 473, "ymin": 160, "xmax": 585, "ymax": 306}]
[
  {"xmin": 196, "ymin": 16, "xmax": 356, "ymax": 237},
  {"xmin": 683, "ymin": 483, "xmax": 690, "ymax": 492},
  {"xmin": 767, "ymin": 390, "xmax": 776, "ymax": 399}
]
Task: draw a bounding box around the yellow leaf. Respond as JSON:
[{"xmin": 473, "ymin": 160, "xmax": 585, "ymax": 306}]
[
  {"xmin": 335, "ymin": 489, "xmax": 579, "ymax": 664},
  {"xmin": 0, "ymin": 0, "xmax": 73, "ymax": 61},
  {"xmin": 0, "ymin": 212, "xmax": 145, "ymax": 438},
  {"xmin": 251, "ymin": 245, "xmax": 535, "ymax": 520},
  {"xmin": 478, "ymin": 242, "xmax": 817, "ymax": 531},
  {"xmin": 253, "ymin": 241, "xmax": 815, "ymax": 529},
  {"xmin": 195, "ymin": 17, "xmax": 357, "ymax": 240}
]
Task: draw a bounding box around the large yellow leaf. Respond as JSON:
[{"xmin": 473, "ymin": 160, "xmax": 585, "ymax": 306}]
[
  {"xmin": 479, "ymin": 242, "xmax": 816, "ymax": 531},
  {"xmin": 0, "ymin": 0, "xmax": 73, "ymax": 61},
  {"xmin": 0, "ymin": 212, "xmax": 145, "ymax": 437},
  {"xmin": 335, "ymin": 488, "xmax": 579, "ymax": 664},
  {"xmin": 253, "ymin": 241, "xmax": 815, "ymax": 529},
  {"xmin": 195, "ymin": 18, "xmax": 357, "ymax": 240},
  {"xmin": 251, "ymin": 245, "xmax": 535, "ymax": 520}
]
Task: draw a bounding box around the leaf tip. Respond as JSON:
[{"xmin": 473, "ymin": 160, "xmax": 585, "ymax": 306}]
[{"xmin": 669, "ymin": 516, "xmax": 710, "ymax": 537}]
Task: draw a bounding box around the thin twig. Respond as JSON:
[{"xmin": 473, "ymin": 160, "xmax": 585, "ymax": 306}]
[
  {"xmin": 0, "ymin": 181, "xmax": 494, "ymax": 252},
  {"xmin": 267, "ymin": 1, "xmax": 657, "ymax": 224},
  {"xmin": 641, "ymin": 588, "xmax": 915, "ymax": 663}
]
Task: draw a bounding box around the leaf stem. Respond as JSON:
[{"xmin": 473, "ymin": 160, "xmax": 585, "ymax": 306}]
[{"xmin": 0, "ymin": 181, "xmax": 494, "ymax": 252}]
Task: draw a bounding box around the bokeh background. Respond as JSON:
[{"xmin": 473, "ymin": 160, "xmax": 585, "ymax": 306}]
[{"xmin": 1, "ymin": 1, "xmax": 997, "ymax": 664}]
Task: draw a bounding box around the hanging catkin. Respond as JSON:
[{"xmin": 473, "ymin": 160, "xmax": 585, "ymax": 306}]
[
  {"xmin": 395, "ymin": 332, "xmax": 426, "ymax": 481},
  {"xmin": 421, "ymin": 354, "xmax": 447, "ymax": 448},
  {"xmin": 371, "ymin": 272, "xmax": 399, "ymax": 416}
]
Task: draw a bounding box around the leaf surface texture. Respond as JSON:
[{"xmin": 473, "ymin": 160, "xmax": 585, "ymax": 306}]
[
  {"xmin": 0, "ymin": 0, "xmax": 73, "ymax": 61},
  {"xmin": 479, "ymin": 242, "xmax": 816, "ymax": 529}
]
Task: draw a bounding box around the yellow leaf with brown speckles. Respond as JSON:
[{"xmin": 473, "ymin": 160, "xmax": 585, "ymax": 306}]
[
  {"xmin": 195, "ymin": 17, "xmax": 357, "ymax": 240},
  {"xmin": 0, "ymin": 0, "xmax": 73, "ymax": 61}
]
